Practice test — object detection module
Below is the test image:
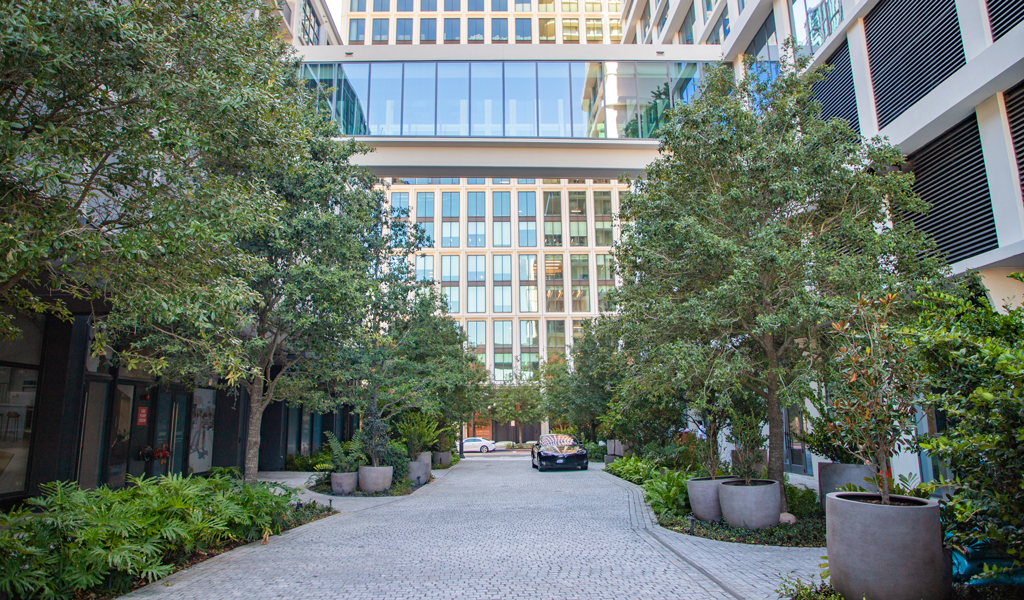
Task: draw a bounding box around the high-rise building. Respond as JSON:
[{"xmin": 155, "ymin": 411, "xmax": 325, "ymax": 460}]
[{"xmin": 277, "ymin": 0, "xmax": 343, "ymax": 46}]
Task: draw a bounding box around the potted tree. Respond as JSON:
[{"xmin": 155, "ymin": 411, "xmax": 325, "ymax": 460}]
[
  {"xmin": 685, "ymin": 400, "xmax": 736, "ymax": 522},
  {"xmin": 397, "ymin": 412, "xmax": 438, "ymax": 485},
  {"xmin": 718, "ymin": 395, "xmax": 779, "ymax": 529},
  {"xmin": 823, "ymin": 295, "xmax": 946, "ymax": 600},
  {"xmin": 799, "ymin": 391, "xmax": 875, "ymax": 513},
  {"xmin": 319, "ymin": 432, "xmax": 366, "ymax": 495}
]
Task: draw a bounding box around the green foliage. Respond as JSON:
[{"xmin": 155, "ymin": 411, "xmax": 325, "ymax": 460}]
[
  {"xmin": 396, "ymin": 412, "xmax": 442, "ymax": 458},
  {"xmin": 285, "ymin": 449, "xmax": 331, "ymax": 472},
  {"xmin": 583, "ymin": 442, "xmax": 608, "ymax": 462},
  {"xmin": 776, "ymin": 577, "xmax": 844, "ymax": 599},
  {"xmin": 726, "ymin": 395, "xmax": 768, "ymax": 485},
  {"xmin": 838, "ymin": 473, "xmax": 932, "ymax": 500},
  {"xmin": 316, "ymin": 432, "xmax": 367, "ymax": 474},
  {"xmin": 384, "ymin": 441, "xmax": 411, "ymax": 480},
  {"xmin": 605, "ymin": 456, "xmax": 659, "ymax": 485},
  {"xmin": 663, "ymin": 515, "xmax": 828, "ymax": 548},
  {"xmin": 642, "ymin": 470, "xmax": 692, "ymax": 517},
  {"xmin": 0, "ymin": 474, "xmax": 298, "ymax": 599},
  {"xmin": 486, "ymin": 366, "xmax": 546, "ymax": 444},
  {"xmin": 784, "ymin": 483, "xmax": 823, "ymax": 519}
]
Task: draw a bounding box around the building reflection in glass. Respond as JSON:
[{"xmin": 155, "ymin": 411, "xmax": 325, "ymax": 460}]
[{"xmin": 304, "ymin": 60, "xmax": 708, "ymax": 139}]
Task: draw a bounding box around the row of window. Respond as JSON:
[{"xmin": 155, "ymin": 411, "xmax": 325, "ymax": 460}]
[
  {"xmin": 350, "ymin": 0, "xmax": 619, "ymax": 12},
  {"xmin": 349, "ymin": 16, "xmax": 616, "ymax": 42},
  {"xmin": 436, "ymin": 281, "xmax": 615, "ymax": 313},
  {"xmin": 391, "ymin": 177, "xmax": 616, "ymax": 185},
  {"xmin": 463, "ymin": 319, "xmax": 589, "ymax": 379},
  {"xmin": 421, "ymin": 254, "xmax": 614, "ymax": 281},
  {"xmin": 395, "ymin": 190, "xmax": 614, "ymax": 218},
  {"xmin": 417, "ymin": 220, "xmax": 614, "ymax": 247}
]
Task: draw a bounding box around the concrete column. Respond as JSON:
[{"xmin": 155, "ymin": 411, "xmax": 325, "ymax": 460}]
[
  {"xmin": 845, "ymin": 19, "xmax": 879, "ymax": 138},
  {"xmin": 976, "ymin": 93, "xmax": 1024, "ymax": 248},
  {"xmin": 954, "ymin": 0, "xmax": 993, "ymax": 61}
]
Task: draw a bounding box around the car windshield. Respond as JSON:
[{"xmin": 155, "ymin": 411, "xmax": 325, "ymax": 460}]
[{"xmin": 538, "ymin": 434, "xmax": 579, "ymax": 454}]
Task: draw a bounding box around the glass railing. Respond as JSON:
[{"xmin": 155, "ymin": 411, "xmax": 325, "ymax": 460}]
[{"xmin": 303, "ymin": 60, "xmax": 708, "ymax": 139}]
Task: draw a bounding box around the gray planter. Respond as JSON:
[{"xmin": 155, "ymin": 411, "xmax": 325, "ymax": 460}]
[
  {"xmin": 719, "ymin": 479, "xmax": 781, "ymax": 529},
  {"xmin": 432, "ymin": 451, "xmax": 452, "ymax": 467},
  {"xmin": 818, "ymin": 463, "xmax": 876, "ymax": 512},
  {"xmin": 415, "ymin": 451, "xmax": 432, "ymax": 464},
  {"xmin": 358, "ymin": 465, "xmax": 393, "ymax": 493},
  {"xmin": 407, "ymin": 461, "xmax": 430, "ymax": 486},
  {"xmin": 686, "ymin": 476, "xmax": 737, "ymax": 523},
  {"xmin": 827, "ymin": 492, "xmax": 947, "ymax": 600},
  {"xmin": 330, "ymin": 472, "xmax": 358, "ymax": 495}
]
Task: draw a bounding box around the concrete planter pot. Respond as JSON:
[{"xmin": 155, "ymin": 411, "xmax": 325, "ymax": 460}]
[
  {"xmin": 826, "ymin": 492, "xmax": 947, "ymax": 600},
  {"xmin": 719, "ymin": 479, "xmax": 781, "ymax": 529},
  {"xmin": 818, "ymin": 463, "xmax": 876, "ymax": 513},
  {"xmin": 330, "ymin": 472, "xmax": 358, "ymax": 495},
  {"xmin": 686, "ymin": 476, "xmax": 737, "ymax": 522},
  {"xmin": 407, "ymin": 460, "xmax": 430, "ymax": 486},
  {"xmin": 358, "ymin": 465, "xmax": 393, "ymax": 493},
  {"xmin": 415, "ymin": 451, "xmax": 432, "ymax": 464},
  {"xmin": 432, "ymin": 451, "xmax": 452, "ymax": 467}
]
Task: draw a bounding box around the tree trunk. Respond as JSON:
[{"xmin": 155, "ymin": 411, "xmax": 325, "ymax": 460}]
[{"xmin": 244, "ymin": 391, "xmax": 268, "ymax": 483}]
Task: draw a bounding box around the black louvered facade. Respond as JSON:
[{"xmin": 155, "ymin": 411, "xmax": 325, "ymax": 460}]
[
  {"xmin": 904, "ymin": 113, "xmax": 997, "ymax": 264},
  {"xmin": 864, "ymin": 0, "xmax": 965, "ymax": 129},
  {"xmin": 812, "ymin": 41, "xmax": 860, "ymax": 135},
  {"xmin": 987, "ymin": 0, "xmax": 1024, "ymax": 41},
  {"xmin": 1006, "ymin": 79, "xmax": 1024, "ymax": 208}
]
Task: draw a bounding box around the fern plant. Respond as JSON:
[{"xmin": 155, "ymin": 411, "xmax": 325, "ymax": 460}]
[
  {"xmin": 643, "ymin": 470, "xmax": 692, "ymax": 517},
  {"xmin": 316, "ymin": 431, "xmax": 367, "ymax": 473}
]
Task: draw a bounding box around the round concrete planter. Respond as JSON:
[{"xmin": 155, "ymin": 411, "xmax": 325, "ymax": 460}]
[
  {"xmin": 407, "ymin": 461, "xmax": 430, "ymax": 486},
  {"xmin": 719, "ymin": 479, "xmax": 781, "ymax": 529},
  {"xmin": 818, "ymin": 463, "xmax": 876, "ymax": 513},
  {"xmin": 432, "ymin": 451, "xmax": 452, "ymax": 467},
  {"xmin": 415, "ymin": 451, "xmax": 432, "ymax": 464},
  {"xmin": 358, "ymin": 465, "xmax": 393, "ymax": 493},
  {"xmin": 686, "ymin": 476, "xmax": 737, "ymax": 522},
  {"xmin": 826, "ymin": 492, "xmax": 947, "ymax": 600},
  {"xmin": 330, "ymin": 472, "xmax": 358, "ymax": 495}
]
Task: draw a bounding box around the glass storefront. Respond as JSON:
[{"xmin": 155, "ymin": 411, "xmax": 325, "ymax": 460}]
[
  {"xmin": 305, "ymin": 60, "xmax": 709, "ymax": 139},
  {"xmin": 0, "ymin": 366, "xmax": 38, "ymax": 494}
]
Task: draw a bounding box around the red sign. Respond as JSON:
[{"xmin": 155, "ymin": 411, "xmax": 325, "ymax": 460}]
[{"xmin": 137, "ymin": 407, "xmax": 148, "ymax": 426}]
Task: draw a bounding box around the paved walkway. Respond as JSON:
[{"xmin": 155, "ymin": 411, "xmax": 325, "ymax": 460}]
[{"xmin": 124, "ymin": 457, "xmax": 822, "ymax": 600}]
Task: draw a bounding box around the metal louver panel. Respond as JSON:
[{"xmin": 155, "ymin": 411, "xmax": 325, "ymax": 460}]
[
  {"xmin": 904, "ymin": 113, "xmax": 997, "ymax": 264},
  {"xmin": 987, "ymin": 0, "xmax": 1024, "ymax": 41},
  {"xmin": 864, "ymin": 0, "xmax": 965, "ymax": 129},
  {"xmin": 812, "ymin": 40, "xmax": 860, "ymax": 135},
  {"xmin": 1006, "ymin": 79, "xmax": 1024, "ymax": 206}
]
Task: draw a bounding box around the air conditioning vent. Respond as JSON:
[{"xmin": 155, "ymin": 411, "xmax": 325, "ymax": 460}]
[
  {"xmin": 904, "ymin": 113, "xmax": 997, "ymax": 264},
  {"xmin": 1006, "ymin": 79, "xmax": 1024, "ymax": 207},
  {"xmin": 812, "ymin": 40, "xmax": 860, "ymax": 135},
  {"xmin": 987, "ymin": 0, "xmax": 1024, "ymax": 41},
  {"xmin": 864, "ymin": 0, "xmax": 965, "ymax": 129}
]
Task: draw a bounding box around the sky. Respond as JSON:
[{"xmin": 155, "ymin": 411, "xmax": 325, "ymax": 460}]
[{"xmin": 324, "ymin": 0, "xmax": 346, "ymax": 32}]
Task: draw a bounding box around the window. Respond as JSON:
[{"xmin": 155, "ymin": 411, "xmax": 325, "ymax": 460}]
[
  {"xmin": 547, "ymin": 319, "xmax": 566, "ymax": 351},
  {"xmin": 494, "ymin": 222, "xmax": 511, "ymax": 246},
  {"xmin": 493, "ymin": 191, "xmax": 511, "ymax": 217},
  {"xmin": 391, "ymin": 192, "xmax": 409, "ymax": 217},
  {"xmin": 520, "ymin": 254, "xmax": 538, "ymax": 280},
  {"xmin": 416, "ymin": 192, "xmax": 434, "ymax": 217},
  {"xmin": 0, "ymin": 364, "xmax": 38, "ymax": 493},
  {"xmin": 444, "ymin": 18, "xmax": 460, "ymax": 41},
  {"xmin": 521, "ymin": 352, "xmax": 540, "ymax": 376},
  {"xmin": 543, "ymin": 178, "xmax": 561, "ymax": 184},
  {"xmin": 373, "ymin": 0, "xmax": 389, "ymax": 10},
  {"xmin": 468, "ymin": 255, "xmax": 486, "ymax": 281},
  {"xmin": 492, "ymin": 0, "xmax": 507, "ymax": 8},
  {"xmin": 595, "ymin": 221, "xmax": 613, "ymax": 246},
  {"xmin": 518, "ymin": 191, "xmax": 536, "ymax": 217},
  {"xmin": 677, "ymin": 5, "xmax": 694, "ymax": 44},
  {"xmin": 422, "ymin": 0, "xmax": 436, "ymax": 8},
  {"xmin": 494, "ymin": 286, "xmax": 513, "ymax": 312},
  {"xmin": 607, "ymin": 0, "xmax": 620, "ymax": 10},
  {"xmin": 494, "ymin": 352, "xmax": 513, "ymax": 380},
  {"xmin": 546, "ymin": 284, "xmax": 564, "ymax": 311},
  {"xmin": 352, "ymin": 0, "xmax": 366, "ymax": 9},
  {"xmin": 569, "ymin": 221, "xmax": 587, "ymax": 246},
  {"xmin": 562, "ymin": 0, "xmax": 578, "ymax": 10},
  {"xmin": 468, "ymin": 286, "xmax": 486, "ymax": 312},
  {"xmin": 349, "ymin": 19, "xmax": 365, "ymax": 41},
  {"xmin": 441, "ymin": 255, "xmax": 460, "ymax": 281},
  {"xmin": 598, "ymin": 285, "xmax": 614, "ymax": 312},
  {"xmin": 585, "ymin": 0, "xmax": 601, "ymax": 10},
  {"xmin": 609, "ymin": 21, "xmax": 621, "ymax": 41},
  {"xmin": 444, "ymin": 287, "xmax": 460, "ymax": 312},
  {"xmin": 572, "ymin": 285, "xmax": 590, "ymax": 311},
  {"xmin": 544, "ymin": 222, "xmax": 562, "ymax": 246},
  {"xmin": 420, "ymin": 18, "xmax": 437, "ymax": 40},
  {"xmin": 594, "ymin": 190, "xmax": 612, "ymax": 216},
  {"xmin": 539, "ymin": 17, "xmax": 556, "ymax": 40},
  {"xmin": 573, "ymin": 319, "xmax": 584, "ymax": 340},
  {"xmin": 516, "ymin": 18, "xmax": 532, "ymax": 41},
  {"xmin": 494, "ymin": 255, "xmax": 512, "ymax": 281},
  {"xmin": 520, "ymin": 285, "xmax": 539, "ymax": 312},
  {"xmin": 519, "ymin": 221, "xmax": 537, "ymax": 246},
  {"xmin": 518, "ymin": 178, "xmax": 535, "ymax": 184},
  {"xmin": 586, "ymin": 18, "xmax": 603, "ymax": 42},
  {"xmin": 571, "ymin": 254, "xmax": 589, "ymax": 280},
  {"xmin": 468, "ymin": 222, "xmax": 486, "ymax": 246},
  {"xmin": 495, "ymin": 320, "xmax": 514, "ymax": 346},
  {"xmin": 469, "ymin": 18, "xmax": 485, "ymax": 40},
  {"xmin": 467, "ymin": 321, "xmax": 486, "ymax": 348},
  {"xmin": 397, "ymin": 0, "xmax": 413, "ymax": 9},
  {"xmin": 492, "ymin": 18, "xmax": 508, "ymax": 41},
  {"xmin": 545, "ymin": 254, "xmax": 563, "ymax": 280},
  {"xmin": 442, "ymin": 192, "xmax": 460, "ymax": 217},
  {"xmin": 419, "ymin": 222, "xmax": 435, "ymax": 246},
  {"xmin": 515, "ymin": 0, "xmax": 531, "ymax": 9},
  {"xmin": 416, "ymin": 255, "xmax": 434, "ymax": 280},
  {"xmin": 467, "ymin": 177, "xmax": 486, "ymax": 184},
  {"xmin": 539, "ymin": 0, "xmax": 555, "ymax": 9},
  {"xmin": 468, "ymin": 0, "xmax": 484, "ymax": 8},
  {"xmin": 708, "ymin": 7, "xmax": 729, "ymax": 44},
  {"xmin": 442, "ymin": 222, "xmax": 460, "ymax": 247},
  {"xmin": 396, "ymin": 18, "xmax": 413, "ymax": 40},
  {"xmin": 544, "ymin": 191, "xmax": 562, "ymax": 216},
  {"xmin": 596, "ymin": 254, "xmax": 612, "ymax": 279},
  {"xmin": 493, "ymin": 177, "xmax": 510, "ymax": 184},
  {"xmin": 521, "ymin": 320, "xmax": 539, "ymax": 347},
  {"xmin": 569, "ymin": 190, "xmax": 587, "ymax": 216},
  {"xmin": 444, "ymin": 0, "xmax": 460, "ymax": 8},
  {"xmin": 372, "ymin": 19, "xmax": 389, "ymax": 42}
]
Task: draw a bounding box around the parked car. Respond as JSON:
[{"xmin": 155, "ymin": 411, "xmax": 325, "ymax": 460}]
[
  {"xmin": 532, "ymin": 434, "xmax": 588, "ymax": 471},
  {"xmin": 462, "ymin": 437, "xmax": 497, "ymax": 453}
]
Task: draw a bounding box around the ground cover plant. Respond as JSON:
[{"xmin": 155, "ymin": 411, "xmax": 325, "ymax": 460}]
[
  {"xmin": 604, "ymin": 456, "xmax": 659, "ymax": 485},
  {"xmin": 663, "ymin": 514, "xmax": 827, "ymax": 548},
  {"xmin": 777, "ymin": 578, "xmax": 1024, "ymax": 600}
]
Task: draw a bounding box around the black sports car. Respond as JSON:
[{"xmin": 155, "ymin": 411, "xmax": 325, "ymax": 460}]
[{"xmin": 531, "ymin": 434, "xmax": 588, "ymax": 471}]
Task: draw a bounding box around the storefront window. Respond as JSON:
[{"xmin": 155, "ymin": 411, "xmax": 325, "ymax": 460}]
[{"xmin": 0, "ymin": 366, "xmax": 38, "ymax": 494}]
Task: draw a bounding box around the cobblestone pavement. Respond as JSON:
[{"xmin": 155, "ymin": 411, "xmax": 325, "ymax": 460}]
[{"xmin": 124, "ymin": 458, "xmax": 822, "ymax": 600}]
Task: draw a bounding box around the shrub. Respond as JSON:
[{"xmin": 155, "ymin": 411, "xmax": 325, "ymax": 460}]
[
  {"xmin": 383, "ymin": 440, "xmax": 410, "ymax": 480},
  {"xmin": 784, "ymin": 483, "xmax": 822, "ymax": 519},
  {"xmin": 395, "ymin": 412, "xmax": 441, "ymax": 458},
  {"xmin": 315, "ymin": 431, "xmax": 366, "ymax": 473},
  {"xmin": 642, "ymin": 470, "xmax": 691, "ymax": 517},
  {"xmin": 605, "ymin": 455, "xmax": 658, "ymax": 485},
  {"xmin": 284, "ymin": 448, "xmax": 330, "ymax": 472},
  {"xmin": 584, "ymin": 442, "xmax": 607, "ymax": 462}
]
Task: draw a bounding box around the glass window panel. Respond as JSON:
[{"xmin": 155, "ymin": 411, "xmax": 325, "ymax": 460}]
[
  {"xmin": 468, "ymin": 286, "xmax": 486, "ymax": 312},
  {"xmin": 547, "ymin": 319, "xmax": 566, "ymax": 347},
  {"xmin": 518, "ymin": 178, "xmax": 535, "ymax": 183},
  {"xmin": 543, "ymin": 191, "xmax": 562, "ymax": 216},
  {"xmin": 442, "ymin": 255, "xmax": 460, "ymax": 281},
  {"xmin": 518, "ymin": 221, "xmax": 537, "ymax": 247},
  {"xmin": 493, "ymin": 191, "xmax": 511, "ymax": 217},
  {"xmin": 605, "ymin": 61, "xmax": 638, "ymax": 138},
  {"xmin": 596, "ymin": 254, "xmax": 612, "ymax": 279},
  {"xmin": 402, "ymin": 62, "xmax": 435, "ymax": 135},
  {"xmin": 493, "ymin": 177, "xmax": 510, "ymax": 184},
  {"xmin": 494, "ymin": 286, "xmax": 513, "ymax": 312},
  {"xmin": 443, "ymin": 287, "xmax": 460, "ymax": 313},
  {"xmin": 494, "ymin": 352, "xmax": 513, "ymax": 380},
  {"xmin": 545, "ymin": 254, "xmax": 563, "ymax": 279},
  {"xmin": 595, "ymin": 221, "xmax": 613, "ymax": 246},
  {"xmin": 445, "ymin": 0, "xmax": 460, "ymax": 8},
  {"xmin": 494, "ymin": 255, "xmax": 512, "ymax": 281},
  {"xmin": 563, "ymin": 0, "xmax": 578, "ymax": 10},
  {"xmin": 417, "ymin": 191, "xmax": 435, "ymax": 217},
  {"xmin": 544, "ymin": 221, "xmax": 562, "ymax": 246},
  {"xmin": 397, "ymin": 0, "xmax": 413, "ymax": 9},
  {"xmin": 419, "ymin": 222, "xmax": 434, "ymax": 246},
  {"xmin": 563, "ymin": 17, "xmax": 579, "ymax": 41},
  {"xmin": 586, "ymin": 18, "xmax": 603, "ymax": 41},
  {"xmin": 471, "ymin": 63, "xmax": 504, "ymax": 136},
  {"xmin": 349, "ymin": 19, "xmax": 365, "ymax": 41},
  {"xmin": 493, "ymin": 18, "xmax": 508, "ymax": 41},
  {"xmin": 467, "ymin": 177, "xmax": 486, "ymax": 185},
  {"xmin": 442, "ymin": 192, "xmax": 460, "ymax": 217},
  {"xmin": 468, "ymin": 221, "xmax": 486, "ymax": 246},
  {"xmin": 468, "ymin": 255, "xmax": 486, "ymax": 281},
  {"xmin": 520, "ymin": 285, "xmax": 539, "ymax": 312},
  {"xmin": 570, "ymin": 62, "xmax": 603, "ymax": 138},
  {"xmin": 521, "ymin": 352, "xmax": 540, "ymax": 376},
  {"xmin": 521, "ymin": 320, "xmax": 539, "ymax": 347},
  {"xmin": 396, "ymin": 18, "xmax": 413, "ymax": 40},
  {"xmin": 539, "ymin": 0, "xmax": 555, "ymax": 10},
  {"xmin": 538, "ymin": 62, "xmax": 571, "ymax": 138},
  {"xmin": 494, "ymin": 320, "xmax": 514, "ymax": 345},
  {"xmin": 569, "ymin": 221, "xmax": 587, "ymax": 246},
  {"xmin": 468, "ymin": 191, "xmax": 486, "ymax": 217},
  {"xmin": 494, "ymin": 222, "xmax": 511, "ymax": 246},
  {"xmin": 572, "ymin": 285, "xmax": 590, "ymax": 311},
  {"xmin": 422, "ymin": 0, "xmax": 436, "ymax": 9},
  {"xmin": 391, "ymin": 192, "xmax": 409, "ymax": 217},
  {"xmin": 546, "ymin": 285, "xmax": 564, "ymax": 311},
  {"xmin": 518, "ymin": 191, "xmax": 536, "ymax": 217},
  {"xmin": 571, "ymin": 254, "xmax": 589, "ymax": 280},
  {"xmin": 594, "ymin": 190, "xmax": 612, "ymax": 215},
  {"xmin": 467, "ymin": 321, "xmax": 487, "ymax": 347},
  {"xmin": 609, "ymin": 20, "xmax": 621, "ymax": 41},
  {"xmin": 519, "ymin": 254, "xmax": 538, "ymax": 280},
  {"xmin": 515, "ymin": 0, "xmax": 531, "ymax": 9},
  {"xmin": 372, "ymin": 18, "xmax": 389, "ymax": 42},
  {"xmin": 442, "ymin": 221, "xmax": 460, "ymax": 247},
  {"xmin": 469, "ymin": 18, "xmax": 485, "ymax": 40},
  {"xmin": 437, "ymin": 62, "xmax": 469, "ymax": 135},
  {"xmin": 352, "ymin": 0, "xmax": 366, "ymax": 10},
  {"xmin": 337, "ymin": 63, "xmax": 370, "ymax": 136},
  {"xmin": 573, "ymin": 319, "xmax": 585, "ymax": 340},
  {"xmin": 504, "ymin": 62, "xmax": 536, "ymax": 137},
  {"xmin": 515, "ymin": 18, "xmax": 532, "ymax": 41},
  {"xmin": 493, "ymin": 0, "xmax": 507, "ymax": 8},
  {"xmin": 416, "ymin": 255, "xmax": 434, "ymax": 280},
  {"xmin": 444, "ymin": 18, "xmax": 460, "ymax": 40},
  {"xmin": 539, "ymin": 17, "xmax": 556, "ymax": 40},
  {"xmin": 374, "ymin": 0, "xmax": 390, "ymax": 10},
  {"xmin": 637, "ymin": 62, "xmax": 670, "ymax": 138},
  {"xmin": 0, "ymin": 366, "xmax": 38, "ymax": 493},
  {"xmin": 585, "ymin": 0, "xmax": 601, "ymax": 10},
  {"xmin": 368, "ymin": 63, "xmax": 402, "ymax": 135},
  {"xmin": 469, "ymin": 0, "xmax": 484, "ymax": 9},
  {"xmin": 420, "ymin": 18, "xmax": 437, "ymax": 41},
  {"xmin": 568, "ymin": 191, "xmax": 587, "ymax": 216},
  {"xmin": 598, "ymin": 284, "xmax": 614, "ymax": 312}
]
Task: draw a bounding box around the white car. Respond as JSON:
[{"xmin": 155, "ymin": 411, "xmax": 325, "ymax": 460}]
[{"xmin": 462, "ymin": 437, "xmax": 497, "ymax": 453}]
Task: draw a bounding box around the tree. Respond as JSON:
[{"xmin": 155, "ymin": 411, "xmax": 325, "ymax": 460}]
[
  {"xmin": 1, "ymin": 0, "xmax": 310, "ymax": 343},
  {"xmin": 613, "ymin": 58, "xmax": 944, "ymax": 508},
  {"xmin": 487, "ymin": 364, "xmax": 546, "ymax": 444}
]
